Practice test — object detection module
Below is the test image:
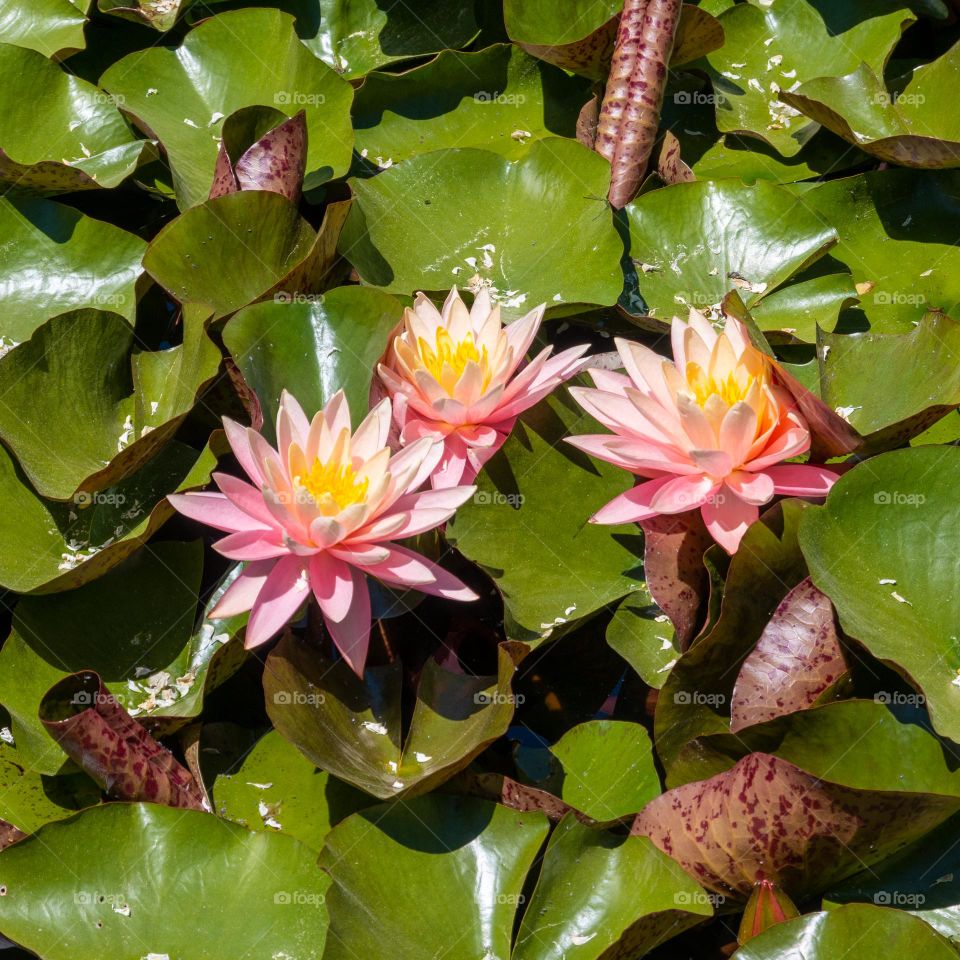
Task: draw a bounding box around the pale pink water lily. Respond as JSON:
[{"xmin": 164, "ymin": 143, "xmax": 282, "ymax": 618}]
[
  {"xmin": 377, "ymin": 286, "xmax": 589, "ymax": 488},
  {"xmin": 567, "ymin": 310, "xmax": 838, "ymax": 553},
  {"xmin": 168, "ymin": 390, "xmax": 478, "ymax": 675}
]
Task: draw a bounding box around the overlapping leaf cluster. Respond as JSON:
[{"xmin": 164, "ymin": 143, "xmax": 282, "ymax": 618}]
[{"xmin": 1, "ymin": 1, "xmax": 960, "ymax": 958}]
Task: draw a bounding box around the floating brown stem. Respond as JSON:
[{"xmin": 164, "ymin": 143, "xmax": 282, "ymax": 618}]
[{"xmin": 595, "ymin": 0, "xmax": 682, "ymax": 208}]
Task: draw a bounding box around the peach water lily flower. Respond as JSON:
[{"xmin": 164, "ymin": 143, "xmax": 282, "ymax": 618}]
[
  {"xmin": 567, "ymin": 311, "xmax": 838, "ymax": 553},
  {"xmin": 377, "ymin": 287, "xmax": 589, "ymax": 488},
  {"xmin": 168, "ymin": 390, "xmax": 478, "ymax": 674}
]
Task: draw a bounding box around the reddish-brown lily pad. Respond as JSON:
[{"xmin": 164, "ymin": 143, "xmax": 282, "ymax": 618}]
[
  {"xmin": 632, "ymin": 752, "xmax": 960, "ymax": 899},
  {"xmin": 40, "ymin": 671, "xmax": 205, "ymax": 810},
  {"xmin": 730, "ymin": 578, "xmax": 847, "ymax": 733}
]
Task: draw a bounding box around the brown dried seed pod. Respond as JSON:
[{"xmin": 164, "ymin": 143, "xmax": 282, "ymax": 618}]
[{"xmin": 595, "ymin": 0, "xmax": 682, "ymax": 208}]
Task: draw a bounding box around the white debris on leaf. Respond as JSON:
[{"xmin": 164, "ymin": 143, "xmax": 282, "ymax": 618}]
[
  {"xmin": 891, "ymin": 591, "xmax": 912, "ymax": 605},
  {"xmin": 112, "ymin": 902, "xmax": 131, "ymax": 917},
  {"xmin": 0, "ymin": 337, "xmax": 20, "ymax": 360},
  {"xmin": 208, "ymin": 112, "xmax": 224, "ymax": 126},
  {"xmin": 127, "ymin": 670, "xmax": 182, "ymax": 716},
  {"xmin": 413, "ymin": 752, "xmax": 432, "ymax": 763},
  {"xmin": 766, "ymin": 54, "xmax": 783, "ymax": 70},
  {"xmin": 879, "ymin": 578, "xmax": 897, "ymax": 585},
  {"xmin": 362, "ymin": 721, "xmax": 388, "ymax": 736},
  {"xmin": 0, "ymin": 727, "xmax": 14, "ymax": 746},
  {"xmin": 511, "ymin": 129, "xmax": 532, "ymax": 142},
  {"xmin": 146, "ymin": 88, "xmax": 158, "ymax": 97},
  {"xmin": 183, "ymin": 118, "xmax": 199, "ymax": 128},
  {"xmin": 247, "ymin": 781, "xmax": 273, "ymax": 789},
  {"xmin": 834, "ymin": 405, "xmax": 861, "ymax": 421},
  {"xmin": 659, "ymin": 637, "xmax": 673, "ymax": 651},
  {"xmin": 117, "ymin": 415, "xmax": 135, "ymax": 452},
  {"xmin": 258, "ymin": 800, "xmax": 282, "ymax": 830},
  {"xmin": 657, "ymin": 659, "xmax": 677, "ymax": 674}
]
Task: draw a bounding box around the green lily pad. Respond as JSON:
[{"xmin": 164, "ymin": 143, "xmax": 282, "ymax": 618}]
[
  {"xmin": 143, "ymin": 190, "xmax": 319, "ymax": 318},
  {"xmin": 0, "ymin": 437, "xmax": 216, "ymax": 595},
  {"xmin": 212, "ymin": 730, "xmax": 372, "ymax": 853},
  {"xmin": 447, "ymin": 390, "xmax": 644, "ymax": 643},
  {"xmin": 706, "ymin": 0, "xmax": 918, "ymax": 158},
  {"xmin": 749, "ymin": 268, "xmax": 859, "ymax": 340},
  {"xmin": 800, "ymin": 170, "xmax": 960, "ymax": 332},
  {"xmin": 0, "ymin": 0, "xmax": 87, "ymax": 58},
  {"xmin": 624, "ymin": 179, "xmax": 836, "ymax": 320},
  {"xmin": 0, "ymin": 541, "xmax": 247, "ymax": 774},
  {"xmin": 292, "ymin": 0, "xmax": 480, "ymax": 78},
  {"xmin": 800, "ymin": 446, "xmax": 960, "ymax": 746},
  {"xmin": 734, "ymin": 904, "xmax": 958, "ymax": 959},
  {"xmin": 0, "ymin": 43, "xmax": 154, "ymax": 194},
  {"xmin": 503, "ymin": 0, "xmax": 620, "ymax": 53},
  {"xmin": 320, "ymin": 795, "xmax": 549, "ymax": 960},
  {"xmin": 514, "ymin": 815, "xmax": 713, "ymax": 960},
  {"xmin": 101, "ymin": 8, "xmax": 354, "ymax": 208},
  {"xmin": 0, "ymin": 199, "xmax": 145, "ymax": 340},
  {"xmin": 98, "ymin": 0, "xmax": 187, "ymax": 30},
  {"xmin": 0, "ymin": 742, "xmax": 100, "ymax": 835},
  {"xmin": 530, "ymin": 720, "xmax": 661, "ymax": 821},
  {"xmin": 353, "ymin": 45, "xmax": 590, "ymax": 164},
  {"xmin": 340, "ymin": 138, "xmax": 624, "ymax": 320},
  {"xmin": 0, "ymin": 308, "xmax": 219, "ymax": 500},
  {"xmin": 223, "ymin": 286, "xmax": 404, "ymax": 439},
  {"xmin": 818, "ymin": 311, "xmax": 960, "ymax": 451},
  {"xmin": 781, "ymin": 46, "xmax": 960, "ymax": 169},
  {"xmin": 264, "ymin": 633, "xmax": 519, "ymax": 800},
  {"xmin": 0, "ymin": 803, "xmax": 330, "ymax": 960},
  {"xmin": 607, "ymin": 588, "xmax": 681, "ymax": 689}
]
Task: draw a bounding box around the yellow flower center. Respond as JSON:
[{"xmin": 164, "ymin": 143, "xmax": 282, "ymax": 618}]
[
  {"xmin": 685, "ymin": 361, "xmax": 762, "ymax": 408},
  {"xmin": 418, "ymin": 328, "xmax": 489, "ymax": 390},
  {"xmin": 298, "ymin": 459, "xmax": 368, "ymax": 516}
]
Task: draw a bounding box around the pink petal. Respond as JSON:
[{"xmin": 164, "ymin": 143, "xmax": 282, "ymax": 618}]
[
  {"xmin": 591, "ymin": 476, "xmax": 674, "ymax": 524},
  {"xmin": 565, "ymin": 434, "xmax": 693, "ymax": 475},
  {"xmin": 725, "ymin": 470, "xmax": 775, "ymax": 505},
  {"xmin": 688, "ymin": 450, "xmax": 733, "ymax": 477},
  {"xmin": 588, "ymin": 368, "xmax": 633, "ymax": 396},
  {"xmin": 429, "ymin": 433, "xmax": 470, "ymax": 489},
  {"xmin": 363, "ymin": 544, "xmax": 478, "ymax": 601},
  {"xmin": 718, "ymin": 402, "xmax": 758, "ymax": 468},
  {"xmin": 214, "ymin": 472, "xmax": 278, "ymax": 529},
  {"xmin": 701, "ymin": 492, "xmax": 759, "ymax": 554},
  {"xmin": 744, "ymin": 425, "xmax": 810, "ymax": 472},
  {"xmin": 244, "ymin": 555, "xmax": 309, "ymax": 648},
  {"xmin": 277, "ymin": 390, "xmax": 310, "ymax": 453},
  {"xmin": 223, "ymin": 417, "xmax": 266, "ymax": 487},
  {"xmin": 614, "ymin": 338, "xmax": 675, "ymax": 409},
  {"xmin": 167, "ymin": 491, "xmax": 260, "ymax": 533},
  {"xmin": 214, "ymin": 529, "xmax": 289, "ymax": 561},
  {"xmin": 650, "ymin": 474, "xmax": 718, "ymax": 514},
  {"xmin": 209, "ymin": 560, "xmax": 274, "ymax": 619},
  {"xmin": 763, "ymin": 463, "xmax": 838, "ymax": 497}
]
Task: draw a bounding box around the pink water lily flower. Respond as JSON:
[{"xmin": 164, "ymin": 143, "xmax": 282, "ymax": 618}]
[
  {"xmin": 567, "ymin": 310, "xmax": 838, "ymax": 553},
  {"xmin": 168, "ymin": 390, "xmax": 478, "ymax": 675},
  {"xmin": 377, "ymin": 286, "xmax": 589, "ymax": 488}
]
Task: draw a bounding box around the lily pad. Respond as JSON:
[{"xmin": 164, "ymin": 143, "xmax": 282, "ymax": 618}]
[
  {"xmin": 0, "ymin": 437, "xmax": 217, "ymax": 595},
  {"xmin": 143, "ymin": 190, "xmax": 319, "ymax": 317},
  {"xmin": 705, "ymin": 0, "xmax": 919, "ymax": 157},
  {"xmin": 607, "ymin": 589, "xmax": 681, "ymax": 688},
  {"xmin": 0, "ymin": 804, "xmax": 331, "ymax": 960},
  {"xmin": 514, "ymin": 814, "xmax": 713, "ymax": 960},
  {"xmin": 212, "ymin": 730, "xmax": 372, "ymax": 853},
  {"xmin": 633, "ymin": 751, "xmax": 960, "ymax": 899},
  {"xmin": 0, "ymin": 43, "xmax": 154, "ymax": 195},
  {"xmin": 730, "ymin": 577, "xmax": 846, "ymax": 733},
  {"xmin": 97, "ymin": 0, "xmax": 187, "ymax": 30},
  {"xmin": 818, "ymin": 311, "xmax": 960, "ymax": 451},
  {"xmin": 274, "ymin": 0, "xmax": 481, "ymax": 79},
  {"xmin": 0, "ymin": 199, "xmax": 145, "ymax": 340},
  {"xmin": 0, "ymin": 308, "xmax": 220, "ymax": 500},
  {"xmin": 340, "ymin": 138, "xmax": 624, "ymax": 320},
  {"xmin": 655, "ymin": 500, "xmax": 810, "ymax": 781},
  {"xmin": 734, "ymin": 904, "xmax": 959, "ymax": 959},
  {"xmin": 801, "ymin": 170, "xmax": 960, "ymax": 332},
  {"xmin": 530, "ymin": 720, "xmax": 661, "ymax": 821},
  {"xmin": 781, "ymin": 46, "xmax": 960, "ymax": 169},
  {"xmin": 447, "ymin": 389, "xmax": 644, "ymax": 643},
  {"xmin": 353, "ymin": 45, "xmax": 590, "ymax": 164},
  {"xmin": 624, "ymin": 179, "xmax": 837, "ymax": 320},
  {"xmin": 0, "ymin": 541, "xmax": 247, "ymax": 774},
  {"xmin": 0, "ymin": 0, "xmax": 87, "ymax": 58},
  {"xmin": 223, "ymin": 285, "xmax": 404, "ymax": 438},
  {"xmin": 320, "ymin": 795, "xmax": 549, "ymax": 960},
  {"xmin": 264, "ymin": 633, "xmax": 518, "ymax": 800},
  {"xmin": 800, "ymin": 446, "xmax": 960, "ymax": 746},
  {"xmin": 101, "ymin": 8, "xmax": 354, "ymax": 207}
]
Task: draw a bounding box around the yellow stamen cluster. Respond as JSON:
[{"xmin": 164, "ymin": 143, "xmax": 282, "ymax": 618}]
[
  {"xmin": 299, "ymin": 459, "xmax": 368, "ymax": 516},
  {"xmin": 417, "ymin": 328, "xmax": 490, "ymax": 390},
  {"xmin": 685, "ymin": 360, "xmax": 766, "ymax": 409}
]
